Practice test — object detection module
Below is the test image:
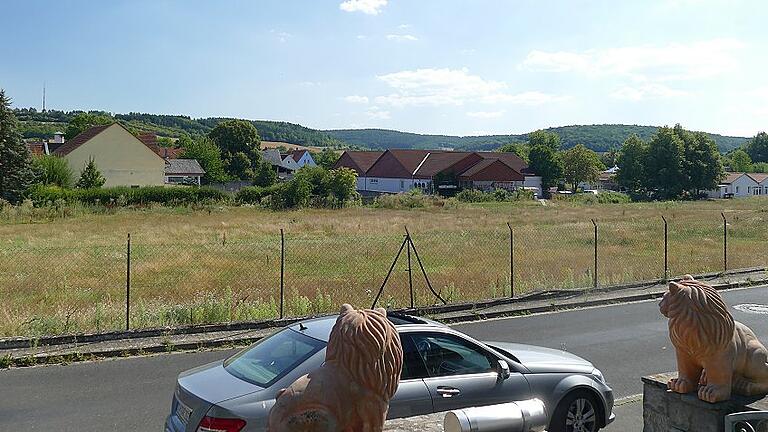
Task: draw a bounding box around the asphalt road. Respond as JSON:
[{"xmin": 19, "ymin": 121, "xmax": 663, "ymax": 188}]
[{"xmin": 1, "ymin": 286, "xmax": 766, "ymax": 431}]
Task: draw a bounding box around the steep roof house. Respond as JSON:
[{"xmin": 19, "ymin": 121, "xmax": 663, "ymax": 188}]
[
  {"xmin": 289, "ymin": 149, "xmax": 317, "ymax": 168},
  {"xmin": 334, "ymin": 149, "xmax": 542, "ymax": 197},
  {"xmin": 54, "ymin": 123, "xmax": 166, "ymax": 187}
]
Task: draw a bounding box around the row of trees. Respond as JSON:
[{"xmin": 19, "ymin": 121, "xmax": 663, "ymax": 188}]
[
  {"xmin": 723, "ymin": 132, "xmax": 768, "ymax": 173},
  {"xmin": 616, "ymin": 125, "xmax": 723, "ymax": 199},
  {"xmin": 498, "ymin": 130, "xmax": 605, "ymax": 193}
]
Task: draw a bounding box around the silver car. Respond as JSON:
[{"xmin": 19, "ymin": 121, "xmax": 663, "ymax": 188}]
[{"xmin": 165, "ymin": 314, "xmax": 614, "ymax": 432}]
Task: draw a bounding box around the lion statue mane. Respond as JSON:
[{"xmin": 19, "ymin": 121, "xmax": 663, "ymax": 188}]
[
  {"xmin": 266, "ymin": 304, "xmax": 403, "ymax": 432},
  {"xmin": 660, "ymin": 275, "xmax": 768, "ymax": 402}
]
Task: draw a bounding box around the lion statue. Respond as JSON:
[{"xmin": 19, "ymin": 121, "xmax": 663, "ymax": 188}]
[
  {"xmin": 660, "ymin": 275, "xmax": 768, "ymax": 403},
  {"xmin": 266, "ymin": 304, "xmax": 403, "ymax": 432}
]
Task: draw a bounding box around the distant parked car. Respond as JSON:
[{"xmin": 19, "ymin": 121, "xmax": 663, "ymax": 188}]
[{"xmin": 165, "ymin": 314, "xmax": 614, "ymax": 432}]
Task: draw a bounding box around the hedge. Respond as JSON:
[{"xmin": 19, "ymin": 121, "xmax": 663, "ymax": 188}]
[
  {"xmin": 28, "ymin": 185, "xmax": 229, "ymax": 206},
  {"xmin": 235, "ymin": 185, "xmax": 281, "ymax": 204}
]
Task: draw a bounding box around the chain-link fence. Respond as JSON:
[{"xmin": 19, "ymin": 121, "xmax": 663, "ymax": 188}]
[{"xmin": 2, "ymin": 211, "xmax": 767, "ymax": 337}]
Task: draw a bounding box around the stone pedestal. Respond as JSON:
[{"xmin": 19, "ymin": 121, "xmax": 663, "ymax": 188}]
[{"xmin": 643, "ymin": 372, "xmax": 768, "ymax": 432}]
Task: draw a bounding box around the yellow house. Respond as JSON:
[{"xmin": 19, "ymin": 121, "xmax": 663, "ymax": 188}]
[{"xmin": 54, "ymin": 123, "xmax": 166, "ymax": 187}]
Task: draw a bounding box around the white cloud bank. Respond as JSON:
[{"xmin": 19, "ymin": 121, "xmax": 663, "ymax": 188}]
[
  {"xmin": 522, "ymin": 38, "xmax": 743, "ymax": 81},
  {"xmin": 339, "ymin": 0, "xmax": 387, "ymax": 15},
  {"xmin": 466, "ymin": 110, "xmax": 505, "ymax": 119},
  {"xmin": 373, "ymin": 68, "xmax": 564, "ymax": 107},
  {"xmin": 365, "ymin": 106, "xmax": 390, "ymax": 120},
  {"xmin": 343, "ymin": 95, "xmax": 370, "ymax": 104}
]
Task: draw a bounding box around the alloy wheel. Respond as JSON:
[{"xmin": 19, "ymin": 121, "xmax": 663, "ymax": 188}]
[{"xmin": 565, "ymin": 397, "xmax": 597, "ymax": 432}]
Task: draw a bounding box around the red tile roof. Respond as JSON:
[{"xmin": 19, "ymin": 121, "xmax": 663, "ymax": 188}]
[
  {"xmin": 26, "ymin": 142, "xmax": 46, "ymax": 156},
  {"xmin": 290, "ymin": 149, "xmax": 309, "ymax": 162},
  {"xmin": 333, "ymin": 151, "xmax": 384, "ymax": 174},
  {"xmin": 458, "ymin": 158, "xmax": 525, "ymax": 181},
  {"xmin": 53, "ymin": 124, "xmax": 113, "ymax": 156},
  {"xmin": 476, "ymin": 152, "xmax": 528, "ymax": 173},
  {"xmin": 412, "ymin": 151, "xmax": 478, "ymax": 177},
  {"xmin": 747, "ymin": 173, "xmax": 768, "ymax": 183},
  {"xmin": 721, "ymin": 172, "xmax": 746, "ymax": 184}
]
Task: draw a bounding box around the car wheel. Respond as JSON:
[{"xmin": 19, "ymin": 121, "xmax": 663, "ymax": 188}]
[{"xmin": 549, "ymin": 390, "xmax": 601, "ymax": 432}]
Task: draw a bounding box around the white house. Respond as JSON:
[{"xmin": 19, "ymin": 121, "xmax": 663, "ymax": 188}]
[
  {"xmin": 289, "ymin": 150, "xmax": 316, "ymax": 168},
  {"xmin": 334, "ymin": 149, "xmax": 543, "ymax": 197},
  {"xmin": 707, "ymin": 173, "xmax": 768, "ymax": 198}
]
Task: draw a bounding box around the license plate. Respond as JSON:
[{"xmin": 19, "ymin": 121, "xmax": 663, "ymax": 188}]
[{"xmin": 175, "ymin": 397, "xmax": 193, "ymax": 426}]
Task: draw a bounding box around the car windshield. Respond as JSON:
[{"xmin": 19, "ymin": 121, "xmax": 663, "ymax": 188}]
[{"xmin": 223, "ymin": 328, "xmax": 325, "ymax": 387}]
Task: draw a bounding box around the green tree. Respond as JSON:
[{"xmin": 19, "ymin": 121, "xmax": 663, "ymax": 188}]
[
  {"xmin": 179, "ymin": 136, "xmax": 229, "ymax": 184},
  {"xmin": 680, "ymin": 129, "xmax": 723, "ymax": 196},
  {"xmin": 208, "ymin": 119, "xmax": 261, "ymax": 158},
  {"xmin": 312, "ymin": 149, "xmax": 340, "ymax": 170},
  {"xmin": 616, "ymin": 134, "xmax": 648, "ymax": 193},
  {"xmin": 252, "ymin": 160, "xmax": 277, "ymax": 187},
  {"xmin": 293, "ymin": 165, "xmax": 330, "ymax": 197},
  {"xmin": 75, "ymin": 157, "xmax": 106, "ymax": 188},
  {"xmin": 0, "ymin": 90, "xmax": 36, "ymax": 203},
  {"xmin": 645, "ymin": 127, "xmax": 686, "ymax": 199},
  {"xmin": 752, "ymin": 162, "xmax": 768, "ymax": 173},
  {"xmin": 745, "ymin": 132, "xmax": 768, "ymax": 163},
  {"xmin": 729, "ymin": 149, "xmax": 753, "ymax": 172},
  {"xmin": 600, "ymin": 147, "xmax": 619, "ymax": 168},
  {"xmin": 528, "ymin": 144, "xmax": 563, "ymax": 192},
  {"xmin": 561, "ymin": 144, "xmax": 605, "ymax": 192},
  {"xmin": 527, "ymin": 130, "xmax": 561, "ymax": 151},
  {"xmin": 227, "ymin": 152, "xmax": 254, "ymax": 180},
  {"xmin": 327, "ymin": 168, "xmax": 358, "ymax": 204},
  {"xmin": 33, "ymin": 155, "xmax": 74, "ymax": 188},
  {"xmin": 65, "ymin": 113, "xmax": 113, "ymax": 139},
  {"xmin": 497, "ymin": 142, "xmax": 530, "ymax": 162}
]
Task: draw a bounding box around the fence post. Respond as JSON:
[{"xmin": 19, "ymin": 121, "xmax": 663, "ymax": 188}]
[
  {"xmin": 507, "ymin": 223, "xmax": 514, "ymax": 298},
  {"xmin": 126, "ymin": 233, "xmax": 131, "ymax": 331},
  {"xmin": 662, "ymin": 216, "xmax": 668, "ymax": 281},
  {"xmin": 592, "ymin": 219, "xmax": 598, "ymax": 289},
  {"xmin": 280, "ymin": 229, "xmax": 285, "ymax": 319},
  {"xmin": 406, "ymin": 234, "xmax": 414, "ymax": 309},
  {"xmin": 721, "ymin": 213, "xmax": 728, "ymax": 272}
]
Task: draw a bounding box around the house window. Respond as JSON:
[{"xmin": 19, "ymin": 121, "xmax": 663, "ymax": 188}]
[
  {"xmin": 400, "ymin": 180, "xmax": 405, "ymax": 189},
  {"xmin": 736, "ymin": 186, "xmax": 739, "ymax": 193}
]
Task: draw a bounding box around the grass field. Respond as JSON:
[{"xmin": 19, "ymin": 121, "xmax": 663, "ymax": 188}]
[{"xmin": 1, "ymin": 197, "xmax": 767, "ymax": 337}]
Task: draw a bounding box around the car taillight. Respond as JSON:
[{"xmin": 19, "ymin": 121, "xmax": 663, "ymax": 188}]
[{"xmin": 196, "ymin": 416, "xmax": 247, "ymax": 432}]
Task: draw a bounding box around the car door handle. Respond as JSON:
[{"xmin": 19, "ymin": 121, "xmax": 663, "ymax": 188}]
[{"xmin": 436, "ymin": 387, "xmax": 461, "ymax": 398}]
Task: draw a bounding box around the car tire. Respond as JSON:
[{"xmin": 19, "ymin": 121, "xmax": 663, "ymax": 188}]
[{"xmin": 549, "ymin": 390, "xmax": 601, "ymax": 432}]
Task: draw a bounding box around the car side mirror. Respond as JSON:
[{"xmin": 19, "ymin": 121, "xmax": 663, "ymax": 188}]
[{"xmin": 497, "ymin": 359, "xmax": 511, "ymax": 380}]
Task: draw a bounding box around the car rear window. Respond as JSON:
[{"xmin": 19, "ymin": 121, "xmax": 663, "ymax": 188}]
[{"xmin": 224, "ymin": 328, "xmax": 325, "ymax": 387}]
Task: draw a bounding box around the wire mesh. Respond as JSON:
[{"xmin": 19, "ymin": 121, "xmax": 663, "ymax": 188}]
[{"xmin": 3, "ymin": 208, "xmax": 768, "ymax": 337}]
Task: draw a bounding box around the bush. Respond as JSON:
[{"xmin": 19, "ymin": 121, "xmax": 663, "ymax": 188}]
[
  {"xmin": 373, "ymin": 189, "xmax": 445, "ymax": 209},
  {"xmin": 455, "ymin": 188, "xmax": 536, "ymax": 203},
  {"xmin": 552, "ymin": 190, "xmax": 631, "ymax": 205},
  {"xmin": 27, "ymin": 184, "xmax": 228, "ymax": 206},
  {"xmin": 235, "ymin": 185, "xmax": 280, "ymax": 204},
  {"xmin": 33, "ymin": 155, "xmax": 74, "ymax": 188}
]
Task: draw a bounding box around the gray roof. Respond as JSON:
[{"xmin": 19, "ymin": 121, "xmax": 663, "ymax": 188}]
[{"xmin": 165, "ymin": 159, "xmax": 205, "ymax": 175}]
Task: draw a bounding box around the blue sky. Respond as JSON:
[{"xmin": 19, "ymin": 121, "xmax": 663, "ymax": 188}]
[{"xmin": 1, "ymin": 0, "xmax": 766, "ymax": 137}]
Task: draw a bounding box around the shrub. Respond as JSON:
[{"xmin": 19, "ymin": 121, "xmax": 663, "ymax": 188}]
[
  {"xmin": 456, "ymin": 188, "xmax": 535, "ymax": 203},
  {"xmin": 552, "ymin": 190, "xmax": 631, "ymax": 205},
  {"xmin": 235, "ymin": 185, "xmax": 281, "ymax": 204},
  {"xmin": 28, "ymin": 184, "xmax": 228, "ymax": 206},
  {"xmin": 33, "ymin": 155, "xmax": 74, "ymax": 188},
  {"xmin": 373, "ymin": 189, "xmax": 445, "ymax": 209}
]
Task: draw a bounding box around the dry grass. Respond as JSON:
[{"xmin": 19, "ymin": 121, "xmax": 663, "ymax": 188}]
[{"xmin": 1, "ymin": 197, "xmax": 767, "ymax": 337}]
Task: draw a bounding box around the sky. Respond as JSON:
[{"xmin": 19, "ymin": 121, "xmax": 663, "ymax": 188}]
[{"xmin": 1, "ymin": 0, "xmax": 767, "ymax": 137}]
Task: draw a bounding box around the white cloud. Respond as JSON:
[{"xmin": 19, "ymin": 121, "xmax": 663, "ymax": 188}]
[
  {"xmin": 386, "ymin": 34, "xmax": 418, "ymax": 42},
  {"xmin": 365, "ymin": 106, "xmax": 390, "ymax": 120},
  {"xmin": 343, "ymin": 95, "xmax": 369, "ymax": 104},
  {"xmin": 610, "ymin": 83, "xmax": 687, "ymax": 101},
  {"xmin": 339, "ymin": 0, "xmax": 387, "ymax": 15},
  {"xmin": 356, "ymin": 35, "xmax": 367, "ymax": 40},
  {"xmin": 373, "ymin": 68, "xmax": 564, "ymax": 107},
  {"xmin": 459, "ymin": 49, "xmax": 476, "ymax": 55},
  {"xmin": 269, "ymin": 29, "xmax": 292, "ymax": 43},
  {"xmin": 398, "ymin": 24, "xmax": 412, "ymax": 29},
  {"xmin": 522, "ymin": 38, "xmax": 744, "ymax": 82},
  {"xmin": 466, "ymin": 110, "xmax": 505, "ymax": 119}
]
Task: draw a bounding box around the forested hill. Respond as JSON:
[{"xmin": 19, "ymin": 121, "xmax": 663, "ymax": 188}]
[
  {"xmin": 14, "ymin": 109, "xmax": 346, "ymax": 148},
  {"xmin": 14, "ymin": 108, "xmax": 748, "ymax": 153},
  {"xmin": 325, "ymin": 125, "xmax": 748, "ymax": 153}
]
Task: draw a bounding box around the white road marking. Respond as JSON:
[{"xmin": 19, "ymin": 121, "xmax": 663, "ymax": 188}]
[{"xmin": 614, "ymin": 393, "xmax": 642, "ymax": 406}]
